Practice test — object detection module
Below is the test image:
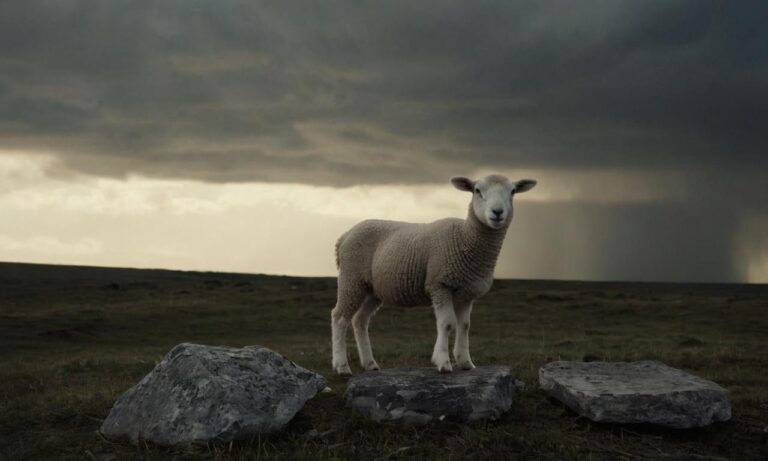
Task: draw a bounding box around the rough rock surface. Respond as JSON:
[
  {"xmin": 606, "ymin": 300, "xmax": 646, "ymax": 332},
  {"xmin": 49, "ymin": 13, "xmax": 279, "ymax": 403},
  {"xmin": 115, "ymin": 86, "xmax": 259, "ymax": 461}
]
[
  {"xmin": 345, "ymin": 366, "xmax": 524, "ymax": 425},
  {"xmin": 100, "ymin": 343, "xmax": 327, "ymax": 446},
  {"xmin": 539, "ymin": 361, "xmax": 731, "ymax": 428}
]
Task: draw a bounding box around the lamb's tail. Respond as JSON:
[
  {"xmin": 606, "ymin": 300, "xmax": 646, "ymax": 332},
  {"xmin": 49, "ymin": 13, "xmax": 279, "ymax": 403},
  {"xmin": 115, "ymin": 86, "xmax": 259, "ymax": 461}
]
[{"xmin": 335, "ymin": 230, "xmax": 350, "ymax": 270}]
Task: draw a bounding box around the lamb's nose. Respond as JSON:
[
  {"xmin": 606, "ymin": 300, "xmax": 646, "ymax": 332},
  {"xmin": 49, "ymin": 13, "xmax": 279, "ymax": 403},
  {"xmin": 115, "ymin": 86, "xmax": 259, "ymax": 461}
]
[{"xmin": 492, "ymin": 209, "xmax": 503, "ymax": 216}]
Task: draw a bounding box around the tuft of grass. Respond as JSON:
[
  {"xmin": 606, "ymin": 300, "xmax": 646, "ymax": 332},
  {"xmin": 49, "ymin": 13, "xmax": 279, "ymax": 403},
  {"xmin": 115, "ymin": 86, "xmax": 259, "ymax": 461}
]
[{"xmin": 1, "ymin": 262, "xmax": 767, "ymax": 460}]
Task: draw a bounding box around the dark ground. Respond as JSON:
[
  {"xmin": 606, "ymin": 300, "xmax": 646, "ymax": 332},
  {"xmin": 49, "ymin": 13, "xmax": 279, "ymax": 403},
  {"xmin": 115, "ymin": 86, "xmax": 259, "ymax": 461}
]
[{"xmin": 0, "ymin": 261, "xmax": 766, "ymax": 460}]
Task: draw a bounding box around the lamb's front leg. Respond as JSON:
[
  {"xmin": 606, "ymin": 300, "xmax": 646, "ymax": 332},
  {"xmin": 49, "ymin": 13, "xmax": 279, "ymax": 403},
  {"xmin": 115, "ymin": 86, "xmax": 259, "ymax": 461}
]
[
  {"xmin": 431, "ymin": 291, "xmax": 457, "ymax": 373},
  {"xmin": 453, "ymin": 301, "xmax": 476, "ymax": 370}
]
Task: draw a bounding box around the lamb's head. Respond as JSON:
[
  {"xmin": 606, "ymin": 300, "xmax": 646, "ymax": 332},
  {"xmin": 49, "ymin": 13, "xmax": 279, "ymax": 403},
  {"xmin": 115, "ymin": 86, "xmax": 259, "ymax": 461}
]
[{"xmin": 451, "ymin": 174, "xmax": 537, "ymax": 230}]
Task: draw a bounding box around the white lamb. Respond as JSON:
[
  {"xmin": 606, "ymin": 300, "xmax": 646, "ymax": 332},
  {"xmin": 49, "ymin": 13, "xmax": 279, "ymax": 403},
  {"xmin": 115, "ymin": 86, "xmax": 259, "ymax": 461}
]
[{"xmin": 331, "ymin": 174, "xmax": 537, "ymax": 375}]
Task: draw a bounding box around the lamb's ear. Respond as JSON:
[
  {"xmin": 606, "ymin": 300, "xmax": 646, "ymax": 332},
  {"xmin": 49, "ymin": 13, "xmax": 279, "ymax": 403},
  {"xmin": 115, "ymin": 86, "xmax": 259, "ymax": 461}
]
[
  {"xmin": 513, "ymin": 179, "xmax": 537, "ymax": 193},
  {"xmin": 451, "ymin": 176, "xmax": 475, "ymax": 192}
]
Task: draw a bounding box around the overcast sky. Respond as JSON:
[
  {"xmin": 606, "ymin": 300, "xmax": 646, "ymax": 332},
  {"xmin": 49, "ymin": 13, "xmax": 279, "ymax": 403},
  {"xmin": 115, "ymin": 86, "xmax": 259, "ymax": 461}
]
[{"xmin": 1, "ymin": 1, "xmax": 766, "ymax": 282}]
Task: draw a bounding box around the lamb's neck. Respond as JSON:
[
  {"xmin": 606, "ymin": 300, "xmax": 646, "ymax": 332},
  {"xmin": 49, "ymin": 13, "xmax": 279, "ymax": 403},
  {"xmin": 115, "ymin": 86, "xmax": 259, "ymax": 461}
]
[{"xmin": 457, "ymin": 207, "xmax": 509, "ymax": 276}]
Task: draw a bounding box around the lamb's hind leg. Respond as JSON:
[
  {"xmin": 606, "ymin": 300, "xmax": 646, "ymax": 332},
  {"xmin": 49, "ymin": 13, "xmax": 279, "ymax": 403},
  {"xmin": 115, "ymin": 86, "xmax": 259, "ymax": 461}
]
[
  {"xmin": 430, "ymin": 289, "xmax": 457, "ymax": 373},
  {"xmin": 352, "ymin": 294, "xmax": 382, "ymax": 371},
  {"xmin": 331, "ymin": 307, "xmax": 351, "ymax": 375},
  {"xmin": 331, "ymin": 277, "xmax": 367, "ymax": 376}
]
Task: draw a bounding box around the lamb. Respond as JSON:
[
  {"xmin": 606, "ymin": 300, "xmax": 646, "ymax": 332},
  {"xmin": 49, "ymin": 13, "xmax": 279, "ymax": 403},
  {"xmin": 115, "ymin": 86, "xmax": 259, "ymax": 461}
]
[{"xmin": 331, "ymin": 174, "xmax": 537, "ymax": 375}]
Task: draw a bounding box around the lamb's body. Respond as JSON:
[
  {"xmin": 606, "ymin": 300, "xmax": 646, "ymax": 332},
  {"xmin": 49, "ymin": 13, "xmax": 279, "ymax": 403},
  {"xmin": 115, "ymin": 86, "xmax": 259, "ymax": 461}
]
[
  {"xmin": 330, "ymin": 174, "xmax": 536, "ymax": 375},
  {"xmin": 335, "ymin": 215, "xmax": 503, "ymax": 310}
]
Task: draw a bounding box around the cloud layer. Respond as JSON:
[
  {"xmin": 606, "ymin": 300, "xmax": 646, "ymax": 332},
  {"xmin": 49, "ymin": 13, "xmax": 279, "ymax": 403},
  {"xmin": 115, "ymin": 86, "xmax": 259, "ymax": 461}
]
[{"xmin": 1, "ymin": 1, "xmax": 766, "ymax": 185}]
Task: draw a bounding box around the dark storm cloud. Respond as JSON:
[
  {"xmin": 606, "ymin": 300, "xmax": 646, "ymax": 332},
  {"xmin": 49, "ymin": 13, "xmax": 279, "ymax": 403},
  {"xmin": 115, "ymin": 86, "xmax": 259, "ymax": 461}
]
[{"xmin": 1, "ymin": 0, "xmax": 766, "ymax": 185}]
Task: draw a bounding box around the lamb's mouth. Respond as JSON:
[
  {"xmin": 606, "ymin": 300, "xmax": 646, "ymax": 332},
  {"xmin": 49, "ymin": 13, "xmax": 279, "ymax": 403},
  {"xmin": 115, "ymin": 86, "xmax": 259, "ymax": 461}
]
[{"xmin": 489, "ymin": 217, "xmax": 505, "ymax": 226}]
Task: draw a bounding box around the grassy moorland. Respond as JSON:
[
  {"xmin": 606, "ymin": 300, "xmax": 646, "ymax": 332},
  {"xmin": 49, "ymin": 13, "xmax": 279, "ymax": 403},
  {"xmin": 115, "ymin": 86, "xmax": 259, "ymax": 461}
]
[{"xmin": 0, "ymin": 261, "xmax": 766, "ymax": 460}]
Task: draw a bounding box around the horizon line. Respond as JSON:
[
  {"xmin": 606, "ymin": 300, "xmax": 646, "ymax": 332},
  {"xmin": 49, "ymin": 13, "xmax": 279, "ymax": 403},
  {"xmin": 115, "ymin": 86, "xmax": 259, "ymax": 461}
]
[{"xmin": 0, "ymin": 260, "xmax": 764, "ymax": 287}]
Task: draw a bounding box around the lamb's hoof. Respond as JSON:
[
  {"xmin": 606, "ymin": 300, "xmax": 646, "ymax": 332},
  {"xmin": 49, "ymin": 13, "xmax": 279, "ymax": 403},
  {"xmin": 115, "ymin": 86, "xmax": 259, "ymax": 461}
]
[
  {"xmin": 363, "ymin": 360, "xmax": 380, "ymax": 371},
  {"xmin": 457, "ymin": 361, "xmax": 476, "ymax": 371},
  {"xmin": 334, "ymin": 363, "xmax": 352, "ymax": 376},
  {"xmin": 432, "ymin": 352, "xmax": 453, "ymax": 373}
]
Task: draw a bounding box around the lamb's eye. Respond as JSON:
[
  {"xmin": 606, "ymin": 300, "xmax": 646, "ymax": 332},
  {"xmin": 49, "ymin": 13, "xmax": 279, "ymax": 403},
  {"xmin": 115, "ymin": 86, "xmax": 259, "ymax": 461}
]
[{"xmin": 474, "ymin": 188, "xmax": 482, "ymax": 198}]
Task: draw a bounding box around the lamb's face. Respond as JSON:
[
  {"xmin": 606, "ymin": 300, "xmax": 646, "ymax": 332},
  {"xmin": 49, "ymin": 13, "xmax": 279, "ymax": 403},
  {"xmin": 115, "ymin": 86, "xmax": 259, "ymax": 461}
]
[
  {"xmin": 470, "ymin": 176, "xmax": 515, "ymax": 229},
  {"xmin": 451, "ymin": 175, "xmax": 537, "ymax": 230}
]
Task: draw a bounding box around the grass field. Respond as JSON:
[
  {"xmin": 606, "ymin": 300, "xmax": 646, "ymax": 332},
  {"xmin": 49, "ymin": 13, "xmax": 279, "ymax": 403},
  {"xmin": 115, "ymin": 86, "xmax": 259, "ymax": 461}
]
[{"xmin": 1, "ymin": 261, "xmax": 766, "ymax": 460}]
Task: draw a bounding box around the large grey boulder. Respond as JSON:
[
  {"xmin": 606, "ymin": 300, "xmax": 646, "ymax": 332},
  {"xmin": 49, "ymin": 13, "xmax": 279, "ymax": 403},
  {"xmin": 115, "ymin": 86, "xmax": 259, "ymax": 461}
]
[
  {"xmin": 100, "ymin": 343, "xmax": 327, "ymax": 446},
  {"xmin": 345, "ymin": 366, "xmax": 524, "ymax": 425},
  {"xmin": 539, "ymin": 360, "xmax": 731, "ymax": 428}
]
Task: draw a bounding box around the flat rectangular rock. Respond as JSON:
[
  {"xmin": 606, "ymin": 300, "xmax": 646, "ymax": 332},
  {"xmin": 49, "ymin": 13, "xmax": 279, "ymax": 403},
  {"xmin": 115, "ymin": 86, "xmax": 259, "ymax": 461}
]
[
  {"xmin": 345, "ymin": 366, "xmax": 524, "ymax": 425},
  {"xmin": 539, "ymin": 360, "xmax": 731, "ymax": 428}
]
